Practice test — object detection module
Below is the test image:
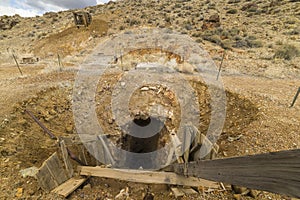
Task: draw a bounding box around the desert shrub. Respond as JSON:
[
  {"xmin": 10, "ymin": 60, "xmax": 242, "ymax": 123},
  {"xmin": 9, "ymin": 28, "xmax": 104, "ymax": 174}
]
[
  {"xmin": 228, "ymin": 0, "xmax": 241, "ymax": 4},
  {"xmin": 192, "ymin": 32, "xmax": 202, "ymax": 37},
  {"xmin": 246, "ymin": 39, "xmax": 263, "ymax": 48},
  {"xmin": 227, "ymin": 9, "xmax": 238, "ymax": 14},
  {"xmin": 195, "ymin": 38, "xmax": 202, "ymax": 43},
  {"xmin": 274, "ymin": 44, "xmax": 300, "ymax": 60},
  {"xmin": 285, "ymin": 29, "xmax": 300, "ymax": 35},
  {"xmin": 119, "ymin": 25, "xmax": 125, "ymax": 30},
  {"xmin": 184, "ymin": 24, "xmax": 193, "ymax": 30},
  {"xmin": 129, "ymin": 19, "xmax": 140, "ymax": 26},
  {"xmin": 275, "ymin": 40, "xmax": 283, "ymax": 45},
  {"xmin": 221, "ymin": 39, "xmax": 233, "ymax": 49},
  {"xmin": 202, "ymin": 34, "xmax": 222, "ymax": 45},
  {"xmin": 285, "ymin": 19, "xmax": 296, "ymax": 24},
  {"xmin": 174, "ymin": 4, "xmax": 181, "ymax": 8}
]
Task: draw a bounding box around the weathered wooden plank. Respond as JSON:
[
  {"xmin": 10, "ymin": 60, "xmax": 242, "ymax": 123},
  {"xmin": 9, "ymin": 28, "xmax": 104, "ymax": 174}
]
[
  {"xmin": 171, "ymin": 187, "xmax": 184, "ymax": 198},
  {"xmin": 173, "ymin": 149, "xmax": 300, "ymax": 198},
  {"xmin": 52, "ymin": 177, "xmax": 87, "ymax": 197},
  {"xmin": 78, "ymin": 167, "xmax": 219, "ymax": 188},
  {"xmin": 45, "ymin": 152, "xmax": 68, "ymax": 185},
  {"xmin": 170, "ymin": 132, "xmax": 184, "ymax": 164},
  {"xmin": 60, "ymin": 140, "xmax": 74, "ymax": 178},
  {"xmin": 182, "ymin": 126, "xmax": 192, "ymax": 163},
  {"xmin": 36, "ymin": 163, "xmax": 57, "ymax": 191},
  {"xmin": 36, "ymin": 152, "xmax": 68, "ymax": 191}
]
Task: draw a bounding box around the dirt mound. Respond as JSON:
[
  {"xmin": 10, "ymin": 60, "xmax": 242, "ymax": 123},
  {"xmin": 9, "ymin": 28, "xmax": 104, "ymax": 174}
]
[
  {"xmin": 33, "ymin": 18, "xmax": 108, "ymax": 58},
  {"xmin": 0, "ymin": 74, "xmax": 259, "ymax": 198}
]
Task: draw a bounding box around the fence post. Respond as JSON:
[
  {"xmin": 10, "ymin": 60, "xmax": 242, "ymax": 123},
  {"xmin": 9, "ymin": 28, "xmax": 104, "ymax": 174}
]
[
  {"xmin": 12, "ymin": 53, "xmax": 23, "ymax": 76},
  {"xmin": 290, "ymin": 87, "xmax": 300, "ymax": 107}
]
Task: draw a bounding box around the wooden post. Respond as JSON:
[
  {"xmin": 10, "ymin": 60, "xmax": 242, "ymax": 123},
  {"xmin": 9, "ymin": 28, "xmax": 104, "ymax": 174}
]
[
  {"xmin": 217, "ymin": 50, "xmax": 226, "ymax": 80},
  {"xmin": 59, "ymin": 140, "xmax": 74, "ymax": 178},
  {"xmin": 12, "ymin": 53, "xmax": 23, "ymax": 76},
  {"xmin": 290, "ymin": 87, "xmax": 300, "ymax": 107}
]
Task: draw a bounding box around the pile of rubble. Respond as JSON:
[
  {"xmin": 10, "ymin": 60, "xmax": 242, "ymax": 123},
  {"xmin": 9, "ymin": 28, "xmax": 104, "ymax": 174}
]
[{"xmin": 0, "ymin": 15, "xmax": 21, "ymax": 31}]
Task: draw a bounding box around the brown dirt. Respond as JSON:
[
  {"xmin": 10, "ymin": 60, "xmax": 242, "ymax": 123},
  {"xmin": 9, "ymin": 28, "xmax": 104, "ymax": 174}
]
[
  {"xmin": 33, "ymin": 18, "xmax": 109, "ymax": 58},
  {"xmin": 0, "ymin": 0, "xmax": 300, "ymax": 199}
]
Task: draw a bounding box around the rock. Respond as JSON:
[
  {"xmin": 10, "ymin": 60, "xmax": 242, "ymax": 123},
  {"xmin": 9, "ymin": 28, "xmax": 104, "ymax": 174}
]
[
  {"xmin": 20, "ymin": 167, "xmax": 39, "ymax": 178},
  {"xmin": 208, "ymin": 14, "xmax": 220, "ymax": 23},
  {"xmin": 83, "ymin": 183, "xmax": 92, "ymax": 191},
  {"xmin": 141, "ymin": 87, "xmax": 150, "ymax": 91},
  {"xmin": 65, "ymin": 124, "xmax": 73, "ymax": 133},
  {"xmin": 15, "ymin": 188, "xmax": 23, "ymax": 198},
  {"xmin": 27, "ymin": 189, "xmax": 35, "ymax": 196},
  {"xmin": 232, "ymin": 185, "xmax": 248, "ymax": 194},
  {"xmin": 241, "ymin": 3, "xmax": 258, "ymax": 12},
  {"xmin": 233, "ymin": 194, "xmax": 241, "ymax": 200},
  {"xmin": 115, "ymin": 187, "xmax": 129, "ymax": 199},
  {"xmin": 143, "ymin": 193, "xmax": 154, "ymax": 200},
  {"xmin": 176, "ymin": 62, "xmax": 195, "ymax": 74},
  {"xmin": 49, "ymin": 109, "xmax": 57, "ymax": 115},
  {"xmin": 202, "ymin": 14, "xmax": 221, "ymax": 30},
  {"xmin": 249, "ymin": 189, "xmax": 259, "ymax": 198}
]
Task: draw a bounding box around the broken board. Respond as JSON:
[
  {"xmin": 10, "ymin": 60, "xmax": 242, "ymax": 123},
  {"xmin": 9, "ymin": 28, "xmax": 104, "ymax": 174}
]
[{"xmin": 52, "ymin": 177, "xmax": 87, "ymax": 197}]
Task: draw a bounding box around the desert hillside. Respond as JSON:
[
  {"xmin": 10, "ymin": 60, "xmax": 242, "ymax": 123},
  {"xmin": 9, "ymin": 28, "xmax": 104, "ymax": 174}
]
[{"xmin": 0, "ymin": 0, "xmax": 299, "ymax": 199}]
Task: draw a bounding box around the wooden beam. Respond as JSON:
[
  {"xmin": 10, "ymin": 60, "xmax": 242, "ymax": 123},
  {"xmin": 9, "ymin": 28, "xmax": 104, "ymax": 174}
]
[
  {"xmin": 173, "ymin": 149, "xmax": 300, "ymax": 198},
  {"xmin": 52, "ymin": 177, "xmax": 87, "ymax": 197},
  {"xmin": 78, "ymin": 167, "xmax": 219, "ymax": 188}
]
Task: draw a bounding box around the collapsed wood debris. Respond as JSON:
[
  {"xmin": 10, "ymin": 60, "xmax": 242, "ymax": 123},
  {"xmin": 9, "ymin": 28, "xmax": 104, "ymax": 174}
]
[
  {"xmin": 24, "ymin": 109, "xmax": 300, "ymax": 198},
  {"xmin": 24, "ymin": 109, "xmax": 221, "ymax": 198}
]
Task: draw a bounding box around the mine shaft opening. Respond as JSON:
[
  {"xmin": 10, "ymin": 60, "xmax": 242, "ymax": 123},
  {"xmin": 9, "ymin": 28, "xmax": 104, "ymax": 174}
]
[
  {"xmin": 122, "ymin": 117, "xmax": 167, "ymax": 153},
  {"xmin": 121, "ymin": 116, "xmax": 169, "ymax": 169},
  {"xmin": 133, "ymin": 117, "xmax": 151, "ymax": 127}
]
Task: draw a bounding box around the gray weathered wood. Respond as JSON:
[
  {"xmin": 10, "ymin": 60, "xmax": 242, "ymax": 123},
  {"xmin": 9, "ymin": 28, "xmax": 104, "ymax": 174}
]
[
  {"xmin": 173, "ymin": 149, "xmax": 300, "ymax": 198},
  {"xmin": 183, "ymin": 126, "xmax": 192, "ymax": 163},
  {"xmin": 60, "ymin": 140, "xmax": 74, "ymax": 178},
  {"xmin": 36, "ymin": 152, "xmax": 68, "ymax": 191}
]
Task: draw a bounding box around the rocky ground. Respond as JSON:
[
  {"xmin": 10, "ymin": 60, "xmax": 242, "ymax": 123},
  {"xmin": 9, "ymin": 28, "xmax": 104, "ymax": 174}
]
[{"xmin": 0, "ymin": 0, "xmax": 299, "ymax": 199}]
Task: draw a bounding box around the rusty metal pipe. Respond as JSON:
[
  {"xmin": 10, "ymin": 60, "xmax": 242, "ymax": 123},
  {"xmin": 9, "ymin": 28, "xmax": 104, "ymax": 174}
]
[{"xmin": 25, "ymin": 109, "xmax": 57, "ymax": 140}]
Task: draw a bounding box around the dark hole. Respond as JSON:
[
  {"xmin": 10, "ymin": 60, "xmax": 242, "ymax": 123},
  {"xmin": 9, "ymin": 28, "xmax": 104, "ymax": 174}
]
[
  {"xmin": 120, "ymin": 117, "xmax": 167, "ymax": 169},
  {"xmin": 133, "ymin": 117, "xmax": 151, "ymax": 127}
]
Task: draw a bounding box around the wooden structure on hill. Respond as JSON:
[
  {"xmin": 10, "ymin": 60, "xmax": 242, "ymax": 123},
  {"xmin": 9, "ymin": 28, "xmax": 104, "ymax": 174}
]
[{"xmin": 73, "ymin": 12, "xmax": 92, "ymax": 28}]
